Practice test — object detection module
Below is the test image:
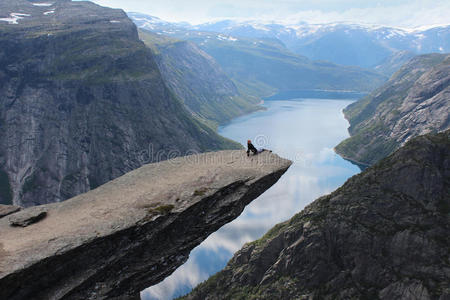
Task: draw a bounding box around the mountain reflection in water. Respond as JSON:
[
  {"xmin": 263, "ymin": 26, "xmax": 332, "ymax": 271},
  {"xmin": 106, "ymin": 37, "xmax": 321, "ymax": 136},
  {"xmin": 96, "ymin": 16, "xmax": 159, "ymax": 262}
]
[{"xmin": 141, "ymin": 98, "xmax": 361, "ymax": 300}]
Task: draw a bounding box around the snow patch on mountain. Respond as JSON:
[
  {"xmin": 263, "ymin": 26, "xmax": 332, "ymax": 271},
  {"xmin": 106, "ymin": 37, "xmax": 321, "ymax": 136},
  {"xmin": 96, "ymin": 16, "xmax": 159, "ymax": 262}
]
[
  {"xmin": 217, "ymin": 34, "xmax": 238, "ymax": 42},
  {"xmin": 31, "ymin": 2, "xmax": 53, "ymax": 6},
  {"xmin": 0, "ymin": 13, "xmax": 31, "ymax": 24}
]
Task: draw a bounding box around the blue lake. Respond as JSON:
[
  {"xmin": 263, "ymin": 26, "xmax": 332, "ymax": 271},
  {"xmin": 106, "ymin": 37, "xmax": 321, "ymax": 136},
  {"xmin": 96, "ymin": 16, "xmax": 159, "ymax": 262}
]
[{"xmin": 141, "ymin": 98, "xmax": 361, "ymax": 300}]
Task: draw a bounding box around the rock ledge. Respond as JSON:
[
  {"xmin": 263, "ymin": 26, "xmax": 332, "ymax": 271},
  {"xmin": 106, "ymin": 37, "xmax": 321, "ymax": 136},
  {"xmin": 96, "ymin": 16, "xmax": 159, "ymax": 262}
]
[{"xmin": 0, "ymin": 150, "xmax": 291, "ymax": 300}]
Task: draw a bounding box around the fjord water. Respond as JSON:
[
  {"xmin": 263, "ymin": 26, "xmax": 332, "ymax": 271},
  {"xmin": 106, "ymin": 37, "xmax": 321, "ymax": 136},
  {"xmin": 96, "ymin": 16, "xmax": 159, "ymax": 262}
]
[{"xmin": 141, "ymin": 98, "xmax": 361, "ymax": 300}]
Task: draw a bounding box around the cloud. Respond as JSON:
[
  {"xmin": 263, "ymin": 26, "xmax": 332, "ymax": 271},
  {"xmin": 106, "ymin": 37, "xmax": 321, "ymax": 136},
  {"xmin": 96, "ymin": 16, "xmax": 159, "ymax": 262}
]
[
  {"xmin": 86, "ymin": 0, "xmax": 450, "ymax": 28},
  {"xmin": 141, "ymin": 254, "xmax": 208, "ymax": 300},
  {"xmin": 279, "ymin": 1, "xmax": 450, "ymax": 28}
]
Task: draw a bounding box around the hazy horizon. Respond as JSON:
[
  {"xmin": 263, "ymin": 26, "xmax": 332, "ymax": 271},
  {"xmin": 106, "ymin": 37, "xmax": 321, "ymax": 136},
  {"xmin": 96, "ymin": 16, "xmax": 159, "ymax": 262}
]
[{"xmin": 84, "ymin": 0, "xmax": 450, "ymax": 28}]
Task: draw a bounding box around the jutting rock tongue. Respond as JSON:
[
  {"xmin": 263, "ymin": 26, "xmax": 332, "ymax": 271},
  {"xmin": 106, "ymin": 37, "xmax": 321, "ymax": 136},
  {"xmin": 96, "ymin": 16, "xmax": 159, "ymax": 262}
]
[{"xmin": 0, "ymin": 150, "xmax": 292, "ymax": 300}]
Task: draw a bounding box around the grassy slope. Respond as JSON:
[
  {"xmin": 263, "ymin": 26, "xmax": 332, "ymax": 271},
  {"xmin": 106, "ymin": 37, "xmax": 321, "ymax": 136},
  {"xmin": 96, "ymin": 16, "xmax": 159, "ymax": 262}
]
[
  {"xmin": 134, "ymin": 24, "xmax": 388, "ymax": 97},
  {"xmin": 138, "ymin": 29, "xmax": 261, "ymax": 127},
  {"xmin": 186, "ymin": 35, "xmax": 387, "ymax": 96}
]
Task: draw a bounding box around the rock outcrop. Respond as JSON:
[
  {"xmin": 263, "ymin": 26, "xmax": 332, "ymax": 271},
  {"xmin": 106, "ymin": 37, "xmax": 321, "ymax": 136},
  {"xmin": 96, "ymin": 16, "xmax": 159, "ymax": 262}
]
[
  {"xmin": 373, "ymin": 50, "xmax": 416, "ymax": 77},
  {"xmin": 138, "ymin": 29, "xmax": 261, "ymax": 126},
  {"xmin": 0, "ymin": 205, "xmax": 20, "ymax": 219},
  {"xmin": 0, "ymin": 150, "xmax": 291, "ymax": 300},
  {"xmin": 8, "ymin": 206, "xmax": 47, "ymax": 227},
  {"xmin": 183, "ymin": 131, "xmax": 450, "ymax": 300},
  {"xmin": 0, "ymin": 0, "xmax": 240, "ymax": 207},
  {"xmin": 336, "ymin": 53, "xmax": 450, "ymax": 166}
]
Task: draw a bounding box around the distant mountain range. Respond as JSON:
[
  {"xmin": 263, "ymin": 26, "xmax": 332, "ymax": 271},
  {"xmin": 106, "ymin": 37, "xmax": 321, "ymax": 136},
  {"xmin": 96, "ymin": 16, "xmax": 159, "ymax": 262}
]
[
  {"xmin": 130, "ymin": 13, "xmax": 388, "ymax": 96},
  {"xmin": 129, "ymin": 13, "xmax": 450, "ymax": 69},
  {"xmin": 336, "ymin": 53, "xmax": 450, "ymax": 166}
]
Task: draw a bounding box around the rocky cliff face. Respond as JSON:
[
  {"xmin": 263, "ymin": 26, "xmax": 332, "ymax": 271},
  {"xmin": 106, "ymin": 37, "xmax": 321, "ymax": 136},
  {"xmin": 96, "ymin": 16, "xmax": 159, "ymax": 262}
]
[
  {"xmin": 138, "ymin": 29, "xmax": 261, "ymax": 126},
  {"xmin": 0, "ymin": 0, "xmax": 239, "ymax": 207},
  {"xmin": 373, "ymin": 50, "xmax": 416, "ymax": 77},
  {"xmin": 184, "ymin": 130, "xmax": 450, "ymax": 300},
  {"xmin": 336, "ymin": 53, "xmax": 450, "ymax": 166},
  {"xmin": 0, "ymin": 150, "xmax": 292, "ymax": 300}
]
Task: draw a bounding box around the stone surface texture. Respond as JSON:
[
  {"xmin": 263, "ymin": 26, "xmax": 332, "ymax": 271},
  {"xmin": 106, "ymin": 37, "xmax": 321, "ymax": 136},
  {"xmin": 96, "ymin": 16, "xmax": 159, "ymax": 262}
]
[
  {"xmin": 0, "ymin": 0, "xmax": 239, "ymax": 207},
  {"xmin": 0, "ymin": 150, "xmax": 291, "ymax": 300},
  {"xmin": 336, "ymin": 54, "xmax": 450, "ymax": 166},
  {"xmin": 0, "ymin": 205, "xmax": 21, "ymax": 219}
]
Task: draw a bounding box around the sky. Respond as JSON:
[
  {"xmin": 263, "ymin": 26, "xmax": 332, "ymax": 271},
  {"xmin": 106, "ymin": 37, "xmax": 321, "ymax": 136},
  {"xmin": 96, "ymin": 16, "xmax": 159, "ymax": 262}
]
[{"xmin": 86, "ymin": 0, "xmax": 450, "ymax": 28}]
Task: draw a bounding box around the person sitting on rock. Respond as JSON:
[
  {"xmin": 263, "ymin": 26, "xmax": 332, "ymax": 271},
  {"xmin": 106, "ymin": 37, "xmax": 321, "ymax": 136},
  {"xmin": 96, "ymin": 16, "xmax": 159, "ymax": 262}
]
[
  {"xmin": 247, "ymin": 140, "xmax": 258, "ymax": 156},
  {"xmin": 247, "ymin": 140, "xmax": 271, "ymax": 156}
]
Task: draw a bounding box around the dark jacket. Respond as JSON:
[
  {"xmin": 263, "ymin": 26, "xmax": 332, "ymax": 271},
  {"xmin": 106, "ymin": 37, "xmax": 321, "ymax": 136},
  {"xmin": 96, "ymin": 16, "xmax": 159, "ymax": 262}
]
[{"xmin": 247, "ymin": 142, "xmax": 257, "ymax": 156}]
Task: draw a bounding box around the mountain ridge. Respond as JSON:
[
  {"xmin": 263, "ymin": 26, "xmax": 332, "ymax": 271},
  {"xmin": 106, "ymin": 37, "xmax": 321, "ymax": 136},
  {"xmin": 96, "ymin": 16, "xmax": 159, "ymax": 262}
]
[
  {"xmin": 130, "ymin": 13, "xmax": 388, "ymax": 97},
  {"xmin": 129, "ymin": 13, "xmax": 450, "ymax": 69},
  {"xmin": 182, "ymin": 130, "xmax": 450, "ymax": 300},
  {"xmin": 336, "ymin": 53, "xmax": 450, "ymax": 166},
  {"xmin": 138, "ymin": 29, "xmax": 261, "ymax": 126}
]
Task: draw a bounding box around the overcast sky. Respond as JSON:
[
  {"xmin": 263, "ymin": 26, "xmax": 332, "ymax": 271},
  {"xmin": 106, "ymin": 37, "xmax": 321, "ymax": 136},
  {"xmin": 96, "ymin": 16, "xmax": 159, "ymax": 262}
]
[{"xmin": 87, "ymin": 0, "xmax": 450, "ymax": 28}]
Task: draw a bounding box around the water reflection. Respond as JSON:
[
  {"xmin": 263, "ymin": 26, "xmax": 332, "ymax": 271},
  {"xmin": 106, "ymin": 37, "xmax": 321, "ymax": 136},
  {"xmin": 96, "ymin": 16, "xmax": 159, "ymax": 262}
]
[{"xmin": 141, "ymin": 99, "xmax": 360, "ymax": 300}]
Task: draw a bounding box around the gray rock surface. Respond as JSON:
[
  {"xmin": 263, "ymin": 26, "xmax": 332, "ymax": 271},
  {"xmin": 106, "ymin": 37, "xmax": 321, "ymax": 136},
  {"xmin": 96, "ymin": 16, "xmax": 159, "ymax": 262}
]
[
  {"xmin": 8, "ymin": 206, "xmax": 47, "ymax": 227},
  {"xmin": 373, "ymin": 50, "xmax": 416, "ymax": 77},
  {"xmin": 0, "ymin": 0, "xmax": 240, "ymax": 207},
  {"xmin": 0, "ymin": 150, "xmax": 291, "ymax": 300},
  {"xmin": 183, "ymin": 131, "xmax": 450, "ymax": 300},
  {"xmin": 336, "ymin": 53, "xmax": 450, "ymax": 166},
  {"xmin": 0, "ymin": 205, "xmax": 21, "ymax": 219}
]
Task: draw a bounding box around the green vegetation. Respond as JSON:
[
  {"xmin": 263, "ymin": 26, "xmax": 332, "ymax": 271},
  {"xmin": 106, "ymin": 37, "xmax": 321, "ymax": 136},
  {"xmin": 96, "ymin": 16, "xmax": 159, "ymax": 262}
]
[
  {"xmin": 188, "ymin": 34, "xmax": 386, "ymax": 94},
  {"xmin": 193, "ymin": 188, "xmax": 208, "ymax": 197},
  {"xmin": 138, "ymin": 29, "xmax": 182, "ymax": 54},
  {"xmin": 251, "ymin": 220, "xmax": 289, "ymax": 247},
  {"xmin": 336, "ymin": 53, "xmax": 449, "ymax": 166},
  {"xmin": 138, "ymin": 29, "xmax": 261, "ymax": 127},
  {"xmin": 180, "ymin": 272, "xmax": 301, "ymax": 300},
  {"xmin": 148, "ymin": 204, "xmax": 175, "ymax": 216},
  {"xmin": 39, "ymin": 29, "xmax": 158, "ymax": 84}
]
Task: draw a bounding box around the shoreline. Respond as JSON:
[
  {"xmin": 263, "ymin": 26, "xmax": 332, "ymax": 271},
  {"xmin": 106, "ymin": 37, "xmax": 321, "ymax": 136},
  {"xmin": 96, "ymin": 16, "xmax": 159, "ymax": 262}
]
[{"xmin": 334, "ymin": 148, "xmax": 371, "ymax": 170}]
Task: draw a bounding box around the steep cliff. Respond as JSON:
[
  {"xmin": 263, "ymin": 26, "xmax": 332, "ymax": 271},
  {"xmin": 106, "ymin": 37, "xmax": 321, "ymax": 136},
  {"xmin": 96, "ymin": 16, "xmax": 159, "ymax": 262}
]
[
  {"xmin": 0, "ymin": 150, "xmax": 292, "ymax": 300},
  {"xmin": 138, "ymin": 29, "xmax": 261, "ymax": 126},
  {"xmin": 184, "ymin": 130, "xmax": 450, "ymax": 300},
  {"xmin": 373, "ymin": 50, "xmax": 416, "ymax": 77},
  {"xmin": 0, "ymin": 0, "xmax": 239, "ymax": 207},
  {"xmin": 336, "ymin": 53, "xmax": 450, "ymax": 166}
]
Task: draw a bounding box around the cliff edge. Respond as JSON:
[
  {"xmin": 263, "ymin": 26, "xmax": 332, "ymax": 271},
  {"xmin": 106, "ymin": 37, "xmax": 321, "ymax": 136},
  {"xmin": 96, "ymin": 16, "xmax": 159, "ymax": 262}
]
[
  {"xmin": 184, "ymin": 131, "xmax": 450, "ymax": 299},
  {"xmin": 0, "ymin": 150, "xmax": 291, "ymax": 300}
]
